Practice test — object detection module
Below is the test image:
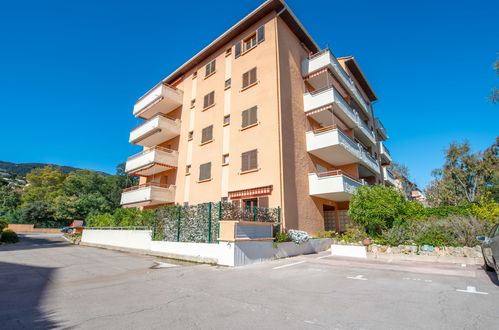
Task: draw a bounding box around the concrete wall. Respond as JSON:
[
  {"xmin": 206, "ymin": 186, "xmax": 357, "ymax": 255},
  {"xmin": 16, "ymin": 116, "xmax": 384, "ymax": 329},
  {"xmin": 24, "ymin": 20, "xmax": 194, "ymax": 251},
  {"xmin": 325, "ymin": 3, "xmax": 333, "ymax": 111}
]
[{"xmin": 81, "ymin": 230, "xmax": 152, "ymax": 250}]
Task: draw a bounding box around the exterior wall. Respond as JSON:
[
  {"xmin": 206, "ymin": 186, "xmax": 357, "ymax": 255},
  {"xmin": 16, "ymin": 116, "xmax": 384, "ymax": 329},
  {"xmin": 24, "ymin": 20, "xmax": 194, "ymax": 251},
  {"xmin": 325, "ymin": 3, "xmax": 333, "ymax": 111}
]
[
  {"xmin": 173, "ymin": 13, "xmax": 282, "ymax": 207},
  {"xmin": 6, "ymin": 224, "xmax": 61, "ymax": 233}
]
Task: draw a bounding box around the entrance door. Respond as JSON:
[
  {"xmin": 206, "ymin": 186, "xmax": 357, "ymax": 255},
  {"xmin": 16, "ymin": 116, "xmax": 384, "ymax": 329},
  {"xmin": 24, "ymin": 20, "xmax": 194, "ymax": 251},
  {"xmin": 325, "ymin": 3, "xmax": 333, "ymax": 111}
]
[{"xmin": 323, "ymin": 205, "xmax": 336, "ymax": 231}]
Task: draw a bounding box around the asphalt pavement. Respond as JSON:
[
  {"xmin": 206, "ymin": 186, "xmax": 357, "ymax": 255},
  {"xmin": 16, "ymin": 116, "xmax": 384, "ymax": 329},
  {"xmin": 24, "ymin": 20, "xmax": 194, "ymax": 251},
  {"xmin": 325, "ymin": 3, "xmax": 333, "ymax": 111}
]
[{"xmin": 0, "ymin": 233, "xmax": 498, "ymax": 329}]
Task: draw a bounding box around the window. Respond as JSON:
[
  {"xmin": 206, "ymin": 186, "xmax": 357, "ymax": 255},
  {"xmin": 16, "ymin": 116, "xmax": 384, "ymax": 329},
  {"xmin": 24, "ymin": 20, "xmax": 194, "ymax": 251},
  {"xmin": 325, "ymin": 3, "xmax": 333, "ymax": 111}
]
[
  {"xmin": 225, "ymin": 78, "xmax": 231, "ymax": 89},
  {"xmin": 201, "ymin": 125, "xmax": 213, "ymax": 143},
  {"xmin": 225, "ymin": 48, "xmax": 232, "ymax": 56},
  {"xmin": 241, "ymin": 149, "xmax": 258, "ymax": 172},
  {"xmin": 242, "ymin": 68, "xmax": 257, "ymax": 88},
  {"xmin": 203, "ymin": 91, "xmax": 215, "ymax": 109},
  {"xmin": 205, "ymin": 59, "xmax": 216, "ymax": 77},
  {"xmin": 223, "ymin": 115, "xmax": 230, "ymax": 126},
  {"xmin": 193, "ymin": 71, "xmax": 197, "ymax": 79},
  {"xmin": 199, "ymin": 162, "xmax": 212, "ymax": 181},
  {"xmin": 235, "ymin": 25, "xmax": 264, "ymax": 59},
  {"xmin": 222, "ymin": 154, "xmax": 229, "ymax": 164},
  {"xmin": 241, "ymin": 106, "xmax": 257, "ymax": 128},
  {"xmin": 190, "ymin": 99, "xmax": 196, "ymax": 108},
  {"xmin": 188, "ymin": 131, "xmax": 193, "ymax": 140},
  {"xmin": 244, "ymin": 34, "xmax": 257, "ymax": 52},
  {"xmin": 186, "ymin": 165, "xmax": 191, "ymax": 175}
]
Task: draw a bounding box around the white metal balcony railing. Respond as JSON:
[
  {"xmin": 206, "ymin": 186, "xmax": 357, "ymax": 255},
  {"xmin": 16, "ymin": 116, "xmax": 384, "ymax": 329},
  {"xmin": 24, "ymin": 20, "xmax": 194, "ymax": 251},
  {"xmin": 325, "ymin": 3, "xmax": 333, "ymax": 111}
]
[
  {"xmin": 379, "ymin": 141, "xmax": 392, "ymax": 164},
  {"xmin": 306, "ymin": 126, "xmax": 381, "ymax": 175},
  {"xmin": 308, "ymin": 170, "xmax": 364, "ymax": 202},
  {"xmin": 383, "ymin": 167, "xmax": 397, "ymax": 186},
  {"xmin": 375, "ymin": 118, "xmax": 388, "ymax": 140},
  {"xmin": 133, "ymin": 83, "xmax": 183, "ymax": 120},
  {"xmin": 120, "ymin": 182, "xmax": 175, "ymax": 206},
  {"xmin": 129, "ymin": 114, "xmax": 181, "ymax": 147},
  {"xmin": 302, "ymin": 49, "xmax": 370, "ymax": 116},
  {"xmin": 125, "ymin": 146, "xmax": 178, "ymax": 176},
  {"xmin": 303, "ymin": 86, "xmax": 376, "ymax": 146}
]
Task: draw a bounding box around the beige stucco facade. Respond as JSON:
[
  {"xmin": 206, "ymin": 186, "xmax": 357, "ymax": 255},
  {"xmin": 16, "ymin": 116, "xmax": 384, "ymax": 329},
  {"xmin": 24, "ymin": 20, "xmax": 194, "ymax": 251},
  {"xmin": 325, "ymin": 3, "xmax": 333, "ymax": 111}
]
[{"xmin": 120, "ymin": 0, "xmax": 393, "ymax": 235}]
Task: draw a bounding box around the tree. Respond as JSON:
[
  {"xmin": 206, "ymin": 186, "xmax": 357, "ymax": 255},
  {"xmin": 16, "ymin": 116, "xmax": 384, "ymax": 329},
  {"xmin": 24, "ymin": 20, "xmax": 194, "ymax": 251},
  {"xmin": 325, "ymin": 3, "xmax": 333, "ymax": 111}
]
[
  {"xmin": 0, "ymin": 186, "xmax": 22, "ymax": 215},
  {"xmin": 389, "ymin": 162, "xmax": 417, "ymax": 198},
  {"xmin": 21, "ymin": 201, "xmax": 65, "ymax": 228},
  {"xmin": 349, "ymin": 185, "xmax": 408, "ymax": 236},
  {"xmin": 426, "ymin": 138, "xmax": 498, "ymax": 206},
  {"xmin": 23, "ymin": 166, "xmax": 66, "ymax": 204}
]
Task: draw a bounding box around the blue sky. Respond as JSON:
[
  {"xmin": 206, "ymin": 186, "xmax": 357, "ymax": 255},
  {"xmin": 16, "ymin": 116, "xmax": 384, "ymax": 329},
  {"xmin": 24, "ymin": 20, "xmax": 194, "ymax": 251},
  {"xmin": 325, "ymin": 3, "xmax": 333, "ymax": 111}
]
[{"xmin": 0, "ymin": 0, "xmax": 497, "ymax": 188}]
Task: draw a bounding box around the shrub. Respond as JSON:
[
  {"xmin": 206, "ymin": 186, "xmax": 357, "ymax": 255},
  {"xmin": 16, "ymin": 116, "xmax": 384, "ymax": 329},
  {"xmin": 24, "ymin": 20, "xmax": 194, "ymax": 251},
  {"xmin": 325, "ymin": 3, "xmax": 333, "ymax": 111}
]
[
  {"xmin": 287, "ymin": 229, "xmax": 310, "ymax": 244},
  {"xmin": 86, "ymin": 208, "xmax": 155, "ymax": 227},
  {"xmin": 349, "ymin": 185, "xmax": 407, "ymax": 236},
  {"xmin": 338, "ymin": 224, "xmax": 369, "ymax": 243},
  {"xmin": 0, "ymin": 230, "xmax": 19, "ymax": 244},
  {"xmin": 376, "ymin": 225, "xmax": 411, "ymax": 246},
  {"xmin": 274, "ymin": 232, "xmax": 291, "ymax": 243},
  {"xmin": 316, "ymin": 231, "xmax": 338, "ymax": 238},
  {"xmin": 0, "ymin": 219, "xmax": 8, "ymax": 232},
  {"xmin": 470, "ymin": 195, "xmax": 499, "ymax": 223}
]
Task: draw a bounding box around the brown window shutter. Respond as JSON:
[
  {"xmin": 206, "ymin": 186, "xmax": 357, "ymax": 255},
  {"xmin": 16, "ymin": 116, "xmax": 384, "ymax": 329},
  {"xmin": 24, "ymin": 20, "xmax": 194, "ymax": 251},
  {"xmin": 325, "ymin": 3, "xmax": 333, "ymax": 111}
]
[
  {"xmin": 241, "ymin": 109, "xmax": 249, "ymax": 128},
  {"xmin": 207, "ymin": 125, "xmax": 213, "ymax": 141},
  {"xmin": 258, "ymin": 196, "xmax": 269, "ymax": 208},
  {"xmin": 249, "ymin": 67, "xmax": 257, "ymax": 84},
  {"xmin": 235, "ymin": 42, "xmax": 242, "ymax": 58},
  {"xmin": 241, "ymin": 151, "xmax": 249, "ymax": 172},
  {"xmin": 249, "ymin": 106, "xmax": 257, "ymax": 125},
  {"xmin": 249, "ymin": 149, "xmax": 258, "ymax": 170},
  {"xmin": 203, "ymin": 93, "xmax": 209, "ymax": 108},
  {"xmin": 257, "ymin": 25, "xmax": 265, "ymax": 43},
  {"xmin": 210, "ymin": 91, "xmax": 214, "ymax": 105},
  {"xmin": 199, "ymin": 162, "xmax": 211, "ymax": 181},
  {"xmin": 242, "ymin": 71, "xmax": 249, "ymax": 88}
]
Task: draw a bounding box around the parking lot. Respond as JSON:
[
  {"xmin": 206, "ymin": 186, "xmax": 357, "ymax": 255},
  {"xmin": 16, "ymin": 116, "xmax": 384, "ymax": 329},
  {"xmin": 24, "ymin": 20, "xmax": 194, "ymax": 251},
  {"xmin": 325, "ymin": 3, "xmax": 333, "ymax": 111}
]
[{"xmin": 1, "ymin": 233, "xmax": 498, "ymax": 329}]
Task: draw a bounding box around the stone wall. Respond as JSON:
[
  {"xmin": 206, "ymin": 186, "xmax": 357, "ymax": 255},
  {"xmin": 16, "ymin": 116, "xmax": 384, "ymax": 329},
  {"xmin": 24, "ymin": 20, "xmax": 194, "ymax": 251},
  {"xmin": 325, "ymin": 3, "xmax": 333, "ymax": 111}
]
[{"xmin": 368, "ymin": 244, "xmax": 482, "ymax": 258}]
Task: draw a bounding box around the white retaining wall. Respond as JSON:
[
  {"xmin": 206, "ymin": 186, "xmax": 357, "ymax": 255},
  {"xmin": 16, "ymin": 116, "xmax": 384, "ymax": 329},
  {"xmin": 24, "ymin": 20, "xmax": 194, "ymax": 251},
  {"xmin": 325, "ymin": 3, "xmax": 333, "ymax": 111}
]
[
  {"xmin": 81, "ymin": 229, "xmax": 152, "ymax": 250},
  {"xmin": 81, "ymin": 230, "xmax": 332, "ymax": 266}
]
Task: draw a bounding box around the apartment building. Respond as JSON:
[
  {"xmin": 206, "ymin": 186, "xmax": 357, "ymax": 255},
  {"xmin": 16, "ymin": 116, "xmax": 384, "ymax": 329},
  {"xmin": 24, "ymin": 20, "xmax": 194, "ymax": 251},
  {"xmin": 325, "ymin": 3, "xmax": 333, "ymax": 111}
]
[{"xmin": 120, "ymin": 0, "xmax": 393, "ymax": 235}]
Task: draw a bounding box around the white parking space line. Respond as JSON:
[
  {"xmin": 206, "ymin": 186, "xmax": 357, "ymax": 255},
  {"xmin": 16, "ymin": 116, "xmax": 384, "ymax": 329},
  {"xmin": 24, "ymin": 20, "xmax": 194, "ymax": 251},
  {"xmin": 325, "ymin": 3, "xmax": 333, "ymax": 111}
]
[
  {"xmin": 316, "ymin": 255, "xmax": 333, "ymax": 260},
  {"xmin": 347, "ymin": 275, "xmax": 367, "ymax": 280},
  {"xmin": 151, "ymin": 261, "xmax": 178, "ymax": 269},
  {"xmin": 272, "ymin": 261, "xmax": 306, "ymax": 270},
  {"xmin": 456, "ymin": 286, "xmax": 488, "ymax": 295},
  {"xmin": 403, "ymin": 277, "xmax": 432, "ymax": 283}
]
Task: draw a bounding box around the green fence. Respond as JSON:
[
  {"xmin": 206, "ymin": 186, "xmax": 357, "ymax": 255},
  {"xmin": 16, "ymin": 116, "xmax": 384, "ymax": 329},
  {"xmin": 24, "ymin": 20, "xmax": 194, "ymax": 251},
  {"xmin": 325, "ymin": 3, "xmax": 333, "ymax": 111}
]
[{"xmin": 153, "ymin": 202, "xmax": 281, "ymax": 243}]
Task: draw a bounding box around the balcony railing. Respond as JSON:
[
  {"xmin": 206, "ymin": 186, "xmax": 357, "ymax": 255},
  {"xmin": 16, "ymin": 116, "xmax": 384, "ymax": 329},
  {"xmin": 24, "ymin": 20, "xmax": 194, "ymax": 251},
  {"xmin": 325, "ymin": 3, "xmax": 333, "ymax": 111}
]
[
  {"xmin": 308, "ymin": 171, "xmax": 364, "ymax": 202},
  {"xmin": 304, "ymin": 86, "xmax": 358, "ymax": 127},
  {"xmin": 307, "ymin": 125, "xmax": 380, "ymax": 175},
  {"xmin": 125, "ymin": 146, "xmax": 178, "ymax": 176},
  {"xmin": 133, "ymin": 83, "xmax": 183, "ymax": 119},
  {"xmin": 379, "ymin": 141, "xmax": 392, "ymax": 164},
  {"xmin": 129, "ymin": 114, "xmax": 181, "ymax": 147},
  {"xmin": 120, "ymin": 182, "xmax": 175, "ymax": 206},
  {"xmin": 375, "ymin": 118, "xmax": 388, "ymax": 140},
  {"xmin": 303, "ymin": 49, "xmax": 370, "ymax": 115},
  {"xmin": 383, "ymin": 167, "xmax": 397, "ymax": 186}
]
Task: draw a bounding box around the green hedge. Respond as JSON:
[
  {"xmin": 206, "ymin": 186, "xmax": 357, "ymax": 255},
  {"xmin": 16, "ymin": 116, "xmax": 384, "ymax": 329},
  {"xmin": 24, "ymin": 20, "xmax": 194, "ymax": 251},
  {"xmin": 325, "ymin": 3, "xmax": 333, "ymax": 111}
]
[
  {"xmin": 0, "ymin": 230, "xmax": 19, "ymax": 244},
  {"xmin": 87, "ymin": 208, "xmax": 155, "ymax": 227}
]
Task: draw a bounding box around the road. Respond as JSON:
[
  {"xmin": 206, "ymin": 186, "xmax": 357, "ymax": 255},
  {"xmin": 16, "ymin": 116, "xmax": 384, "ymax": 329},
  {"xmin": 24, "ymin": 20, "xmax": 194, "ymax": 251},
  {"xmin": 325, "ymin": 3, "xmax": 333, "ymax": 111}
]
[{"xmin": 0, "ymin": 233, "xmax": 498, "ymax": 329}]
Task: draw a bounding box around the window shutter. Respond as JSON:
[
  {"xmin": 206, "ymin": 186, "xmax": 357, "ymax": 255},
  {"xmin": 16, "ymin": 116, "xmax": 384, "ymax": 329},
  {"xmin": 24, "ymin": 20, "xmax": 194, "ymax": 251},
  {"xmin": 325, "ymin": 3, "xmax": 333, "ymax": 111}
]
[
  {"xmin": 241, "ymin": 151, "xmax": 249, "ymax": 172},
  {"xmin": 205, "ymin": 63, "xmax": 210, "ymax": 76},
  {"xmin": 204, "ymin": 94, "xmax": 209, "ymax": 108},
  {"xmin": 257, "ymin": 26, "xmax": 265, "ymax": 43},
  {"xmin": 235, "ymin": 42, "xmax": 242, "ymax": 58},
  {"xmin": 241, "ymin": 109, "xmax": 249, "ymax": 128},
  {"xmin": 242, "ymin": 71, "xmax": 249, "ymax": 88},
  {"xmin": 199, "ymin": 162, "xmax": 211, "ymax": 181},
  {"xmin": 249, "ymin": 149, "xmax": 258, "ymax": 170},
  {"xmin": 210, "ymin": 91, "xmax": 214, "ymax": 105},
  {"xmin": 249, "ymin": 106, "xmax": 257, "ymax": 125},
  {"xmin": 258, "ymin": 196, "xmax": 269, "ymax": 208},
  {"xmin": 250, "ymin": 67, "xmax": 257, "ymax": 85},
  {"xmin": 207, "ymin": 125, "xmax": 213, "ymax": 141},
  {"xmin": 211, "ymin": 60, "xmax": 216, "ymax": 73}
]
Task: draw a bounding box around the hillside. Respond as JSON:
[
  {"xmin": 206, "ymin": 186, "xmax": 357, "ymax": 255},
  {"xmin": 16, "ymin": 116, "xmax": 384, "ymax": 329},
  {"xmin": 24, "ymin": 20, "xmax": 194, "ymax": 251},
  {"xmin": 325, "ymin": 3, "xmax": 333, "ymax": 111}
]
[{"xmin": 0, "ymin": 161, "xmax": 110, "ymax": 177}]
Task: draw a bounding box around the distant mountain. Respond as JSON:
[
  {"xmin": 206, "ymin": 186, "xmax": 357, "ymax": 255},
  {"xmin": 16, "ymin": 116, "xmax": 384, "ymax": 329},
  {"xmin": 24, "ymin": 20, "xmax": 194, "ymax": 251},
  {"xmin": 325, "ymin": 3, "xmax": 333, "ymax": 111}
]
[{"xmin": 0, "ymin": 161, "xmax": 110, "ymax": 177}]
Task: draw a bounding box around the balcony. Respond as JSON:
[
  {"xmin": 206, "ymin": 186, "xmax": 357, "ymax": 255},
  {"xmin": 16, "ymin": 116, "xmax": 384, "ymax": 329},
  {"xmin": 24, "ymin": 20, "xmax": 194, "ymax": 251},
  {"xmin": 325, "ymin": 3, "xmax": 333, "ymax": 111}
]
[
  {"xmin": 379, "ymin": 142, "xmax": 392, "ymax": 165},
  {"xmin": 303, "ymin": 86, "xmax": 357, "ymax": 128},
  {"xmin": 133, "ymin": 83, "xmax": 183, "ymax": 119},
  {"xmin": 354, "ymin": 117, "xmax": 376, "ymax": 146},
  {"xmin": 308, "ymin": 170, "xmax": 363, "ymax": 202},
  {"xmin": 306, "ymin": 126, "xmax": 380, "ymax": 175},
  {"xmin": 383, "ymin": 167, "xmax": 397, "ymax": 186},
  {"xmin": 375, "ymin": 118, "xmax": 388, "ymax": 141},
  {"xmin": 129, "ymin": 114, "xmax": 181, "ymax": 147},
  {"xmin": 120, "ymin": 183, "xmax": 175, "ymax": 207},
  {"xmin": 302, "ymin": 49, "xmax": 370, "ymax": 116},
  {"xmin": 125, "ymin": 146, "xmax": 178, "ymax": 177}
]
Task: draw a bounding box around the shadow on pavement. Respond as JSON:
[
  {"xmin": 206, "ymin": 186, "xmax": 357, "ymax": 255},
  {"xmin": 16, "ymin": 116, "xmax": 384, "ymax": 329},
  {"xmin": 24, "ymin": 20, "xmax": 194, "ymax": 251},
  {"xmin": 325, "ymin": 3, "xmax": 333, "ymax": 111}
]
[
  {"xmin": 0, "ymin": 261, "xmax": 60, "ymax": 329},
  {"xmin": 0, "ymin": 234, "xmax": 69, "ymax": 252},
  {"xmin": 482, "ymin": 266, "xmax": 499, "ymax": 286}
]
